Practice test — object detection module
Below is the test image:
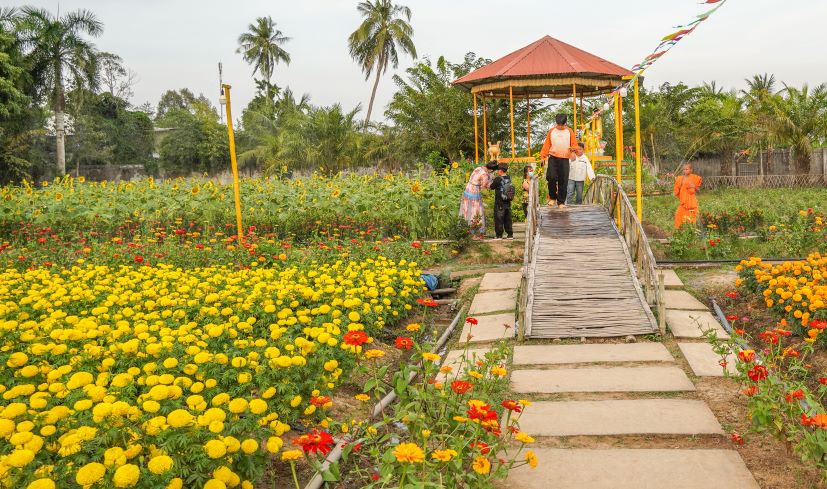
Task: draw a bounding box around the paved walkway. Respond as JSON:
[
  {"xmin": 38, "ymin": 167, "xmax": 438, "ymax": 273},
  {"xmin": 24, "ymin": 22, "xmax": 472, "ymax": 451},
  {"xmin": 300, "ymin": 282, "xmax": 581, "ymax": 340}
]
[{"xmin": 445, "ymin": 270, "xmax": 759, "ymax": 489}]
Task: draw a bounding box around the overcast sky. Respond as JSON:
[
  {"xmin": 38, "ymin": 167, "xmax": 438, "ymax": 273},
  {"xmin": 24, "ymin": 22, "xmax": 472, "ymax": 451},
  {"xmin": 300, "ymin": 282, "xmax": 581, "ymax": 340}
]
[{"xmin": 14, "ymin": 0, "xmax": 827, "ymax": 120}]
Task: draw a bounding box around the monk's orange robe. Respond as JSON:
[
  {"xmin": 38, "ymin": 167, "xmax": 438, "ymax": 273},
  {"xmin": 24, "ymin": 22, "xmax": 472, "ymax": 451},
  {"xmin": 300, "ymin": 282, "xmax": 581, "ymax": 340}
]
[{"xmin": 674, "ymin": 174, "xmax": 702, "ymax": 228}]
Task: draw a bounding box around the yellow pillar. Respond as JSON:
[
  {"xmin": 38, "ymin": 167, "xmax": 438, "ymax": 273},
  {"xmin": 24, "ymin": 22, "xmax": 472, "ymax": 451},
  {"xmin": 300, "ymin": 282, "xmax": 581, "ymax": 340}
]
[
  {"xmin": 572, "ymin": 84, "xmax": 577, "ymax": 135},
  {"xmin": 482, "ymin": 95, "xmax": 488, "ymax": 161},
  {"xmin": 509, "ymin": 86, "xmax": 516, "ymax": 159},
  {"xmin": 633, "ymin": 77, "xmax": 643, "ymax": 221},
  {"xmin": 473, "ymin": 94, "xmax": 479, "ymax": 164},
  {"xmin": 526, "ymin": 94, "xmax": 531, "ymax": 157},
  {"xmin": 614, "ymin": 93, "xmax": 622, "ymax": 226},
  {"xmin": 618, "ymin": 94, "xmax": 624, "ymax": 167},
  {"xmin": 222, "ymin": 84, "xmax": 244, "ymax": 245}
]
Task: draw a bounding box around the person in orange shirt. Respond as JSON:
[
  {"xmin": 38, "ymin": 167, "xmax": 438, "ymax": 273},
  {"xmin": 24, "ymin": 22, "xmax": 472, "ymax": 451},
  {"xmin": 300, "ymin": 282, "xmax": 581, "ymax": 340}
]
[
  {"xmin": 673, "ymin": 163, "xmax": 702, "ymax": 228},
  {"xmin": 541, "ymin": 113, "xmax": 578, "ymax": 208}
]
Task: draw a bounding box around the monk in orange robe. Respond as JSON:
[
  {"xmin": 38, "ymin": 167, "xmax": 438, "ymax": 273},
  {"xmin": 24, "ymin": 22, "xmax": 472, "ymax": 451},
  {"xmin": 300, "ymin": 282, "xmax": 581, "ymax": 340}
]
[{"xmin": 674, "ymin": 163, "xmax": 702, "ymax": 228}]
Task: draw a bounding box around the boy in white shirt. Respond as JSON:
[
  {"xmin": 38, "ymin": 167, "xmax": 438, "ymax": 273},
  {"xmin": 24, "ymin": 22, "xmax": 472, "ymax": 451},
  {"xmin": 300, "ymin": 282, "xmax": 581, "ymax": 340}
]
[{"xmin": 566, "ymin": 143, "xmax": 595, "ymax": 205}]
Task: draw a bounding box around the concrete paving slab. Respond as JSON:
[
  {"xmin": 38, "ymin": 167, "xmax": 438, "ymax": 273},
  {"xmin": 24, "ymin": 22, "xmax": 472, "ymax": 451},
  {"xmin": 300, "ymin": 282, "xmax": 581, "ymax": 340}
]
[
  {"xmin": 459, "ymin": 313, "xmax": 515, "ymax": 344},
  {"xmin": 504, "ymin": 449, "xmax": 760, "ymax": 489},
  {"xmin": 663, "ymin": 290, "xmax": 708, "ymax": 311},
  {"xmin": 512, "ymin": 343, "xmax": 674, "ymax": 366},
  {"xmin": 468, "ymin": 289, "xmax": 517, "ymax": 315},
  {"xmin": 658, "ymin": 269, "xmax": 685, "ymax": 289},
  {"xmin": 478, "ymin": 272, "xmax": 523, "ymax": 291},
  {"xmin": 517, "ymin": 399, "xmax": 722, "ymax": 436},
  {"xmin": 511, "ymin": 366, "xmax": 695, "ymax": 393},
  {"xmin": 667, "ymin": 310, "xmax": 729, "ymax": 339},
  {"xmin": 678, "ymin": 342, "xmax": 735, "ymax": 377}
]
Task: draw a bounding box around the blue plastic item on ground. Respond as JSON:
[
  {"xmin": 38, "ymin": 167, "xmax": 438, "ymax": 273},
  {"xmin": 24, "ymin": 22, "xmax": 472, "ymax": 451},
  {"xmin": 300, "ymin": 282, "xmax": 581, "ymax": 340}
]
[{"xmin": 421, "ymin": 274, "xmax": 439, "ymax": 291}]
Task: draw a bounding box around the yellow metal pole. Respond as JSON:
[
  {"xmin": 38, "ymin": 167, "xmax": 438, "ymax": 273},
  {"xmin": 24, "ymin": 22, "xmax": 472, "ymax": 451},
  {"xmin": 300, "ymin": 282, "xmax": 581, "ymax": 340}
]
[
  {"xmin": 614, "ymin": 93, "xmax": 622, "ymax": 226},
  {"xmin": 473, "ymin": 93, "xmax": 479, "ymax": 164},
  {"xmin": 222, "ymin": 84, "xmax": 244, "ymax": 245},
  {"xmin": 572, "ymin": 84, "xmax": 577, "ymax": 135},
  {"xmin": 618, "ymin": 93, "xmax": 624, "ymax": 168},
  {"xmin": 509, "ymin": 86, "xmax": 516, "ymax": 159},
  {"xmin": 526, "ymin": 93, "xmax": 531, "ymax": 157},
  {"xmin": 633, "ymin": 77, "xmax": 643, "ymax": 221},
  {"xmin": 482, "ymin": 95, "xmax": 488, "ymax": 161}
]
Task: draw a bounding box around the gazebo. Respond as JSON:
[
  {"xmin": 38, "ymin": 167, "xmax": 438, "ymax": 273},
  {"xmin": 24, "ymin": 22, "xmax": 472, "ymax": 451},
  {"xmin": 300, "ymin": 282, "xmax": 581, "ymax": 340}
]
[{"xmin": 453, "ymin": 35, "xmax": 634, "ymax": 167}]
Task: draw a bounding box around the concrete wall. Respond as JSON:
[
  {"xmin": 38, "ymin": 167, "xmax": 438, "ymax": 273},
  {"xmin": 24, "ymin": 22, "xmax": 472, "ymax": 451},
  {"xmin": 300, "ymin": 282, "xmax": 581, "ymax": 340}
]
[
  {"xmin": 75, "ymin": 165, "xmax": 146, "ymax": 182},
  {"xmin": 663, "ymin": 148, "xmax": 827, "ymax": 178}
]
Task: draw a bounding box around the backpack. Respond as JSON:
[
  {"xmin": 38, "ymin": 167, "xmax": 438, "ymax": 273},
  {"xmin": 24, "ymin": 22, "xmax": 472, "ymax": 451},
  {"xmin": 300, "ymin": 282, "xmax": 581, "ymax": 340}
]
[{"xmin": 500, "ymin": 175, "xmax": 515, "ymax": 202}]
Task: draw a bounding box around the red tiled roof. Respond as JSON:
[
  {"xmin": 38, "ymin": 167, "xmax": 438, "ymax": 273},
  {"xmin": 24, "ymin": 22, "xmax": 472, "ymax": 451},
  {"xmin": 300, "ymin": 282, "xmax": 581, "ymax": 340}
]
[{"xmin": 453, "ymin": 35, "xmax": 632, "ymax": 88}]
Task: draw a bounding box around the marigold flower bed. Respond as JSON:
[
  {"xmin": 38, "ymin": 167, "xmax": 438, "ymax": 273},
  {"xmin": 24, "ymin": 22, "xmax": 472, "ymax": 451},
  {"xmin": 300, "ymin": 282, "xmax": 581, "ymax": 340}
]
[{"xmin": 0, "ymin": 257, "xmax": 423, "ymax": 488}]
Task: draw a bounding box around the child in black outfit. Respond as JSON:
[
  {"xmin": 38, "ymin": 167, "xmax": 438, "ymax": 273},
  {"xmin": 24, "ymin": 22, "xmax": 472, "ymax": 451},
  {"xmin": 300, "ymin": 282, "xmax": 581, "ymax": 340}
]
[{"xmin": 490, "ymin": 163, "xmax": 514, "ymax": 240}]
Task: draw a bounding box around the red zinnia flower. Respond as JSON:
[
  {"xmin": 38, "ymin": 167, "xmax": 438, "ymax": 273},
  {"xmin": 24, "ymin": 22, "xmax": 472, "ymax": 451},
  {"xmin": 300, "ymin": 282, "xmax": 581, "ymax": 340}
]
[
  {"xmin": 747, "ymin": 365, "xmax": 768, "ymax": 382},
  {"xmin": 725, "ymin": 315, "xmax": 738, "ymax": 322},
  {"xmin": 725, "ymin": 291, "xmax": 738, "ymax": 299},
  {"xmin": 785, "ymin": 390, "xmax": 805, "ymax": 403},
  {"xmin": 741, "ymin": 385, "xmax": 758, "ymax": 397},
  {"xmin": 730, "ymin": 432, "xmax": 743, "ymax": 445},
  {"xmin": 501, "ymin": 400, "xmax": 522, "ymax": 413},
  {"xmin": 292, "ymin": 429, "xmax": 334, "ymax": 455},
  {"xmin": 134, "ymin": 255, "xmax": 144, "ymax": 264},
  {"xmin": 465, "ymin": 317, "xmax": 479, "ymax": 326},
  {"xmin": 810, "ymin": 320, "xmax": 827, "ymax": 330},
  {"xmin": 394, "ymin": 337, "xmax": 414, "ymax": 350},
  {"xmin": 416, "ymin": 298, "xmax": 439, "ymax": 308},
  {"xmin": 737, "ymin": 350, "xmax": 755, "ymax": 363},
  {"xmin": 411, "ymin": 241, "xmax": 421, "ymax": 249},
  {"xmin": 343, "ymin": 331, "xmax": 370, "ymax": 346},
  {"xmin": 758, "ymin": 331, "xmax": 778, "ymax": 344},
  {"xmin": 310, "ymin": 396, "xmax": 332, "ymax": 407},
  {"xmin": 450, "ymin": 380, "xmax": 473, "ymax": 394},
  {"xmin": 819, "ymin": 377, "xmax": 827, "ymax": 385},
  {"xmin": 469, "ymin": 442, "xmax": 490, "ymax": 455}
]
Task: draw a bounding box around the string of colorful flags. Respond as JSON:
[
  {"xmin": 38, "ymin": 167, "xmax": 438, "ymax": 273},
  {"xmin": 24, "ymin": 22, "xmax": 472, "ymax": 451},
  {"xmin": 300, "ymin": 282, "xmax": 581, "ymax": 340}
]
[{"xmin": 582, "ymin": 0, "xmax": 730, "ymax": 127}]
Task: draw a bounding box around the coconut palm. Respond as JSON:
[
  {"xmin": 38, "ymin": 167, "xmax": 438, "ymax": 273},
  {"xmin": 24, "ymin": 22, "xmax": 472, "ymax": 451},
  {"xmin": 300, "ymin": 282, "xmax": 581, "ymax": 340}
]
[
  {"xmin": 769, "ymin": 83, "xmax": 827, "ymax": 174},
  {"xmin": 237, "ymin": 16, "xmax": 291, "ymax": 87},
  {"xmin": 348, "ymin": 0, "xmax": 416, "ymax": 127},
  {"xmin": 15, "ymin": 7, "xmax": 102, "ymax": 176}
]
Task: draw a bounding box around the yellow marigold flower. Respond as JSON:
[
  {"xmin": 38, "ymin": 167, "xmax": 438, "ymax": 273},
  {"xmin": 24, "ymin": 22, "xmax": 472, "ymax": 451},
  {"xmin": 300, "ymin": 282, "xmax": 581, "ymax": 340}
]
[
  {"xmin": 205, "ymin": 439, "xmax": 227, "ymax": 459},
  {"xmin": 518, "ymin": 399, "xmax": 533, "ymax": 407},
  {"xmin": 355, "ymin": 393, "xmax": 370, "ymax": 402},
  {"xmin": 112, "ymin": 463, "xmax": 140, "ymax": 488},
  {"xmin": 468, "ymin": 370, "xmax": 483, "ymax": 379},
  {"xmin": 166, "ymin": 478, "xmax": 183, "ymax": 489},
  {"xmin": 281, "ymin": 449, "xmax": 303, "ymax": 461},
  {"xmin": 228, "ymin": 398, "xmax": 248, "ymax": 414},
  {"xmin": 26, "ymin": 479, "xmax": 55, "ymax": 489},
  {"xmin": 491, "ymin": 365, "xmax": 507, "ymax": 377},
  {"xmin": 241, "ymin": 439, "xmax": 259, "ymax": 454},
  {"xmin": 266, "ymin": 436, "xmax": 283, "ymax": 453},
  {"xmin": 422, "ymin": 353, "xmax": 440, "ymax": 362},
  {"xmin": 204, "ymin": 479, "xmax": 227, "ymax": 489},
  {"xmin": 431, "ymin": 449, "xmax": 458, "ymax": 462},
  {"xmin": 393, "ymin": 442, "xmax": 425, "ymax": 463},
  {"xmin": 148, "ymin": 455, "xmax": 174, "ymax": 475},
  {"xmin": 515, "ymin": 432, "xmax": 535, "ymax": 444},
  {"xmin": 76, "ymin": 462, "xmax": 106, "ymax": 486},
  {"xmin": 6, "ymin": 449, "xmax": 34, "ymax": 467},
  {"xmin": 472, "ymin": 456, "xmax": 491, "ymax": 474},
  {"xmin": 104, "ymin": 447, "xmax": 126, "ymax": 467},
  {"xmin": 364, "ymin": 349, "xmax": 385, "ymax": 359},
  {"xmin": 166, "ymin": 409, "xmax": 193, "ymax": 428},
  {"xmin": 525, "ymin": 450, "xmax": 538, "ymax": 468},
  {"xmin": 249, "ymin": 399, "xmax": 267, "ymax": 415}
]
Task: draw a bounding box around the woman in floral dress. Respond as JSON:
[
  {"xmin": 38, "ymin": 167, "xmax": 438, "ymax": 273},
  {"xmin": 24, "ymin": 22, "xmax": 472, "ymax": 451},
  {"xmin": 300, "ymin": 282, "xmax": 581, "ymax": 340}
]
[{"xmin": 459, "ymin": 162, "xmax": 498, "ymax": 237}]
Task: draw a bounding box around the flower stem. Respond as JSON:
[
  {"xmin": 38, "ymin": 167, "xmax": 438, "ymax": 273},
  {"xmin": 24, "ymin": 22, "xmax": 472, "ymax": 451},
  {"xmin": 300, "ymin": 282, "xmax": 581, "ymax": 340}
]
[{"xmin": 290, "ymin": 462, "xmax": 301, "ymax": 489}]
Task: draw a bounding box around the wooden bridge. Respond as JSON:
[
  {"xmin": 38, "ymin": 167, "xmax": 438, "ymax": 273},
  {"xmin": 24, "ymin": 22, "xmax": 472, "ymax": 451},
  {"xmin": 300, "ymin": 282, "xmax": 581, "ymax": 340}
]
[{"xmin": 519, "ymin": 176, "xmax": 664, "ymax": 339}]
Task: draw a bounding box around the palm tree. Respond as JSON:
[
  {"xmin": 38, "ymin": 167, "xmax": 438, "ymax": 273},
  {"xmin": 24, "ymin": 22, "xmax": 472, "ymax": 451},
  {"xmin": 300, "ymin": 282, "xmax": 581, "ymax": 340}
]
[
  {"xmin": 237, "ymin": 16, "xmax": 291, "ymax": 88},
  {"xmin": 15, "ymin": 7, "xmax": 102, "ymax": 175},
  {"xmin": 769, "ymin": 83, "xmax": 827, "ymax": 174},
  {"xmin": 348, "ymin": 0, "xmax": 416, "ymax": 127},
  {"xmin": 741, "ymin": 74, "xmax": 779, "ymax": 170}
]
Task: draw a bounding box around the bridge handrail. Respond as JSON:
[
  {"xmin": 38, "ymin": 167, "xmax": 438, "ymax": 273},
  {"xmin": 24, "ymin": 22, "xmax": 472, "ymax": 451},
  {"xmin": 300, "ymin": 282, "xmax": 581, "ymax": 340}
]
[
  {"xmin": 583, "ymin": 175, "xmax": 662, "ymax": 320},
  {"xmin": 518, "ymin": 174, "xmax": 540, "ymax": 340}
]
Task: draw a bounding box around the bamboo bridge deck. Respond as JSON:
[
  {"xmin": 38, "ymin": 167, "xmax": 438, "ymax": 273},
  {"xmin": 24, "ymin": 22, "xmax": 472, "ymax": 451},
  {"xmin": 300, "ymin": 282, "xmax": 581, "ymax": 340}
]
[{"xmin": 524, "ymin": 205, "xmax": 657, "ymax": 338}]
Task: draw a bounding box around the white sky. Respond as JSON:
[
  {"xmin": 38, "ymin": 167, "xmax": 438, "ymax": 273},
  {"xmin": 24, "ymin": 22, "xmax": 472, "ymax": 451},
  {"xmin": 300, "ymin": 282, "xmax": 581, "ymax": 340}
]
[{"xmin": 12, "ymin": 0, "xmax": 827, "ymax": 121}]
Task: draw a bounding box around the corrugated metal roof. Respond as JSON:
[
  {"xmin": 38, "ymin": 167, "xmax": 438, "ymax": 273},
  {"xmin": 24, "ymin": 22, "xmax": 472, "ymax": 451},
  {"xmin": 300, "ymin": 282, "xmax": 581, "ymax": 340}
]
[{"xmin": 453, "ymin": 36, "xmax": 632, "ymax": 87}]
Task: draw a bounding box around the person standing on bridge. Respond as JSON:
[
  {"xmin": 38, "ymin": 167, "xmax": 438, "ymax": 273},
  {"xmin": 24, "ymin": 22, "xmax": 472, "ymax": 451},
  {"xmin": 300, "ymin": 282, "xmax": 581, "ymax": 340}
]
[
  {"xmin": 541, "ymin": 113, "xmax": 578, "ymax": 208},
  {"xmin": 673, "ymin": 163, "xmax": 702, "ymax": 228}
]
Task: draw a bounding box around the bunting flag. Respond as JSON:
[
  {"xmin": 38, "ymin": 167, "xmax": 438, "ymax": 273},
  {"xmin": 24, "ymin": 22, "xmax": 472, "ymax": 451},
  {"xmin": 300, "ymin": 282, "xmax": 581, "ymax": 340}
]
[{"xmin": 581, "ymin": 0, "xmax": 730, "ymax": 127}]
